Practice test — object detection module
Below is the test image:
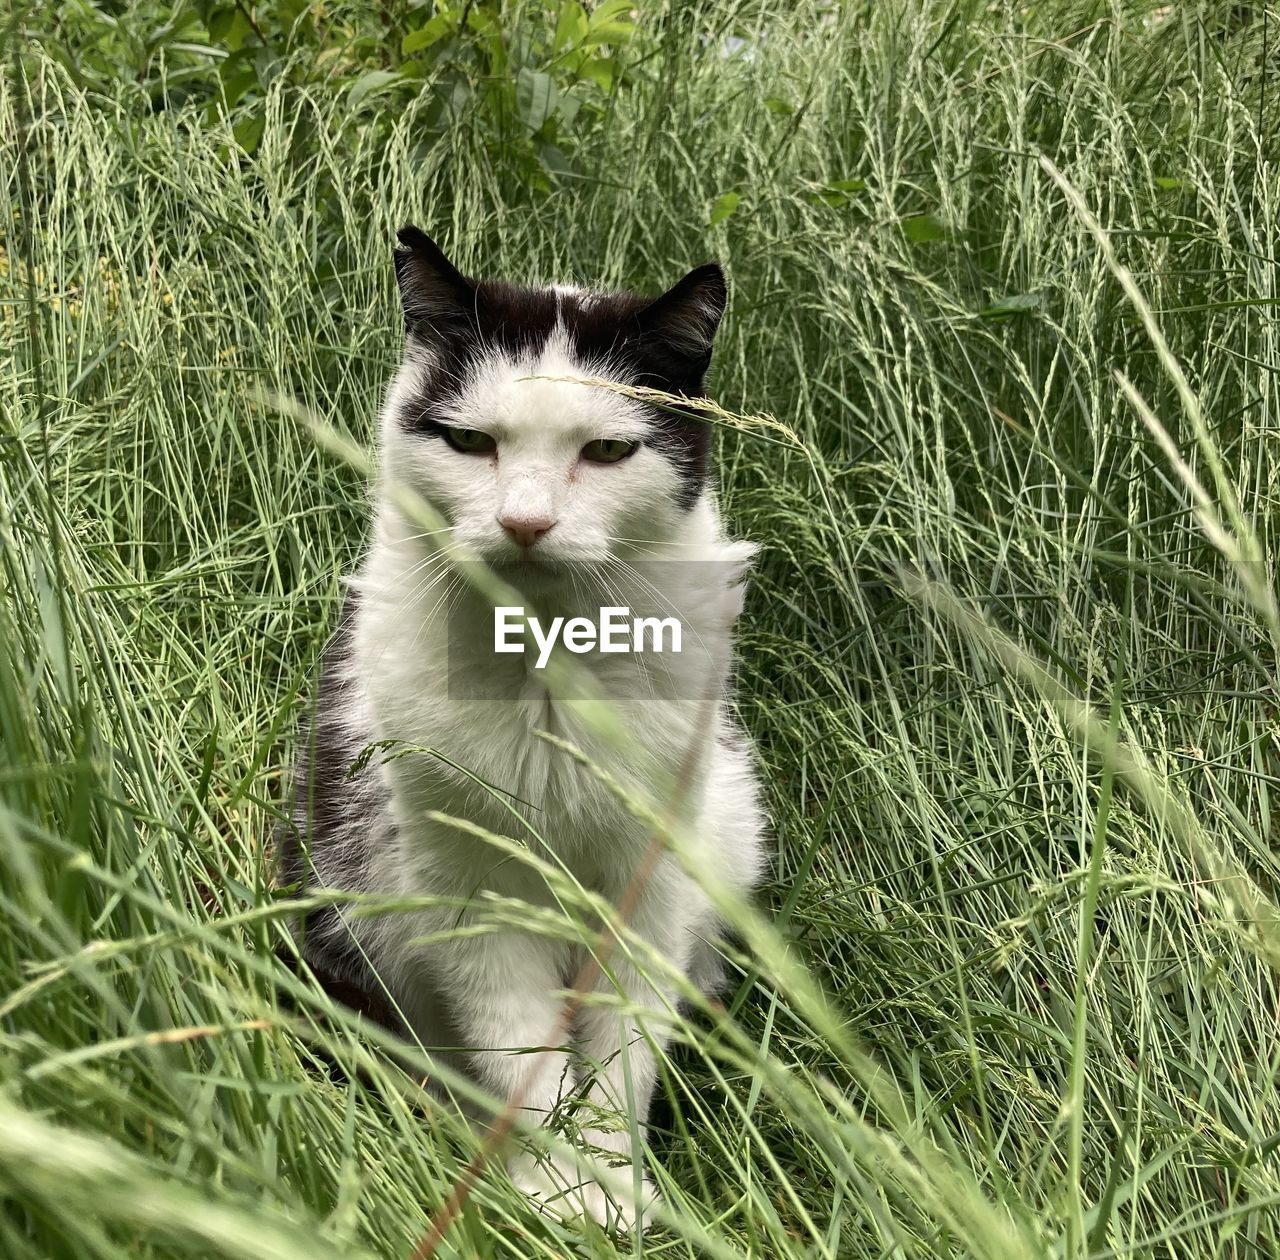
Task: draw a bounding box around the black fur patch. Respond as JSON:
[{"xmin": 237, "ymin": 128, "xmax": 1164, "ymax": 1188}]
[
  {"xmin": 393, "ymin": 226, "xmax": 726, "ymax": 511},
  {"xmin": 278, "ymin": 592, "xmax": 405, "ymax": 1036}
]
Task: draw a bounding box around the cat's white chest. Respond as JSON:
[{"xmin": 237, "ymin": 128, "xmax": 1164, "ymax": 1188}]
[
  {"xmin": 361, "ymin": 626, "xmax": 667, "ymax": 848},
  {"xmin": 350, "ymin": 518, "xmax": 748, "ymax": 868}
]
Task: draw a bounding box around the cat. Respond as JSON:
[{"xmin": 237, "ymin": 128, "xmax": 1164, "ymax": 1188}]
[{"xmin": 280, "ymin": 226, "xmax": 768, "ymax": 1230}]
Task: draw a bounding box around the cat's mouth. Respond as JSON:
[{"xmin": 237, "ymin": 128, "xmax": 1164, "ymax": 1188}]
[
  {"xmin": 484, "ymin": 542, "xmax": 614, "ymax": 569},
  {"xmin": 489, "ymin": 554, "xmax": 575, "ymax": 582}
]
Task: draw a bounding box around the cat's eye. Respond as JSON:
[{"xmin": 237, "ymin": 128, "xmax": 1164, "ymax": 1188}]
[
  {"xmin": 442, "ymin": 427, "xmax": 497, "ymax": 455},
  {"xmin": 581, "ymin": 439, "xmax": 638, "ymax": 464}
]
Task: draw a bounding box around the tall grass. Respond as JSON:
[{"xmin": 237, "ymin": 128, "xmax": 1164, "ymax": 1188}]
[{"xmin": 5, "ymin": 2, "xmax": 1280, "ymax": 1256}]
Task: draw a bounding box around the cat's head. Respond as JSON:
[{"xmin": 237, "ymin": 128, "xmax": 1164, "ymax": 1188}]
[{"xmin": 380, "ymin": 226, "xmax": 726, "ymax": 562}]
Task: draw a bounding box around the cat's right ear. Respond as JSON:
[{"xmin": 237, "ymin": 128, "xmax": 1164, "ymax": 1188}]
[{"xmin": 393, "ymin": 226, "xmax": 476, "ymax": 340}]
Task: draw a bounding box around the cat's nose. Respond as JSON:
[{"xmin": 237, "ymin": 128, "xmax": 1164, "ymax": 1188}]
[{"xmin": 498, "ymin": 515, "xmax": 556, "ymax": 549}]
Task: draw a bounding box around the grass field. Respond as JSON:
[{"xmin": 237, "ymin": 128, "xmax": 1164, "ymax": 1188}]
[{"xmin": 5, "ymin": 2, "xmax": 1280, "ymax": 1256}]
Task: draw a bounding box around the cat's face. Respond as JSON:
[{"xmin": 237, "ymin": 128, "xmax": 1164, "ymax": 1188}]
[{"xmin": 380, "ymin": 227, "xmax": 726, "ymax": 563}]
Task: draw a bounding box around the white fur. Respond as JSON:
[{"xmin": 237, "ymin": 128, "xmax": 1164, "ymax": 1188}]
[{"xmin": 323, "ymin": 317, "xmax": 767, "ymax": 1229}]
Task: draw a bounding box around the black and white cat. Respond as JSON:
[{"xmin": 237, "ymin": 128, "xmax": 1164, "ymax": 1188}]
[{"xmin": 282, "ymin": 227, "xmax": 767, "ymax": 1228}]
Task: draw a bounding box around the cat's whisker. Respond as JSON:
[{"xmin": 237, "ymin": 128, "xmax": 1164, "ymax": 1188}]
[
  {"xmin": 595, "ymin": 560, "xmax": 663, "ymax": 708},
  {"xmin": 608, "ymin": 554, "xmax": 716, "ymax": 670},
  {"xmin": 401, "ymin": 574, "xmax": 450, "ymax": 619},
  {"xmin": 399, "ymin": 550, "xmax": 452, "ymax": 587},
  {"xmin": 355, "ymin": 565, "xmax": 453, "ymax": 679},
  {"xmin": 607, "ymin": 558, "xmax": 687, "ymax": 705},
  {"xmin": 401, "ymin": 525, "xmax": 458, "ymax": 543},
  {"xmin": 603, "ymin": 535, "xmax": 711, "ymax": 549},
  {"xmin": 396, "ymin": 555, "xmax": 452, "ymax": 604},
  {"xmin": 407, "ymin": 576, "xmax": 461, "ymax": 654}
]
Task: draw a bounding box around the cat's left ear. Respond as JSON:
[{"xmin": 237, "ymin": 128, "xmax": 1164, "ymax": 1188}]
[
  {"xmin": 635, "ymin": 263, "xmax": 727, "ymax": 360},
  {"xmin": 393, "ymin": 225, "xmax": 476, "ymax": 340}
]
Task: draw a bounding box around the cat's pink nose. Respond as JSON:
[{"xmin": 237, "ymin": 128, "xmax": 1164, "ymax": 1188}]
[{"xmin": 498, "ymin": 515, "xmax": 556, "ymax": 549}]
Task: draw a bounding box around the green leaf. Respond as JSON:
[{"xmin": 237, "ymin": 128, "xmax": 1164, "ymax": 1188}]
[
  {"xmin": 587, "ymin": 0, "xmax": 635, "ymax": 30},
  {"xmin": 709, "ymin": 191, "xmax": 741, "ymax": 227},
  {"xmin": 539, "ymin": 141, "xmax": 573, "ymax": 179},
  {"xmin": 554, "ymin": 2, "xmax": 589, "ymax": 53},
  {"xmin": 555, "ymin": 90, "xmax": 583, "ymax": 129},
  {"xmin": 583, "ymin": 0, "xmax": 636, "ymax": 46},
  {"xmin": 233, "ymin": 112, "xmax": 265, "ymax": 155},
  {"xmin": 900, "ymin": 212, "xmax": 948, "ymax": 243},
  {"xmin": 516, "ymin": 67, "xmax": 557, "ymax": 134},
  {"xmin": 579, "ymin": 56, "xmax": 615, "ymax": 92},
  {"xmin": 466, "ymin": 7, "xmax": 501, "ymax": 39},
  {"xmin": 811, "ymin": 177, "xmax": 866, "ymax": 206},
  {"xmin": 348, "ymin": 70, "xmax": 402, "ymax": 110},
  {"xmin": 402, "ymin": 14, "xmax": 456, "ymax": 57},
  {"xmin": 763, "ymin": 96, "xmax": 794, "ymax": 115},
  {"xmin": 582, "ymin": 23, "xmax": 635, "ymax": 47},
  {"xmin": 218, "ymin": 49, "xmax": 259, "ymax": 110},
  {"xmin": 207, "ymin": 6, "xmax": 253, "ymax": 52},
  {"xmin": 978, "ymin": 292, "xmax": 1043, "ymax": 319}
]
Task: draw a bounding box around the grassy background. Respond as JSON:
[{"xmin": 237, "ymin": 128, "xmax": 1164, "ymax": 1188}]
[{"xmin": 5, "ymin": 1, "xmax": 1280, "ymax": 1256}]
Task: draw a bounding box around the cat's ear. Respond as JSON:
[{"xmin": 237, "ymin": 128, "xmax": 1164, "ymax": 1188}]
[
  {"xmin": 393, "ymin": 226, "xmax": 476, "ymax": 339},
  {"xmin": 635, "ymin": 263, "xmax": 727, "ymax": 359}
]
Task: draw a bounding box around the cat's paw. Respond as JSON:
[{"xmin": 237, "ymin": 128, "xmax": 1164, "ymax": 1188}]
[
  {"xmin": 594, "ymin": 1159, "xmax": 660, "ymax": 1233},
  {"xmin": 509, "ymin": 1151, "xmax": 609, "ymax": 1226},
  {"xmin": 509, "ymin": 1151, "xmax": 658, "ymax": 1233}
]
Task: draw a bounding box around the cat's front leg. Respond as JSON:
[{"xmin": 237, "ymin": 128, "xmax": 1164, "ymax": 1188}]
[
  {"xmin": 569, "ymin": 870, "xmax": 698, "ymax": 1232},
  {"xmin": 571, "ymin": 969, "xmax": 666, "ymax": 1231},
  {"xmin": 440, "ymin": 929, "xmax": 574, "ymax": 1108},
  {"xmin": 436, "ymin": 928, "xmax": 604, "ymax": 1219}
]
